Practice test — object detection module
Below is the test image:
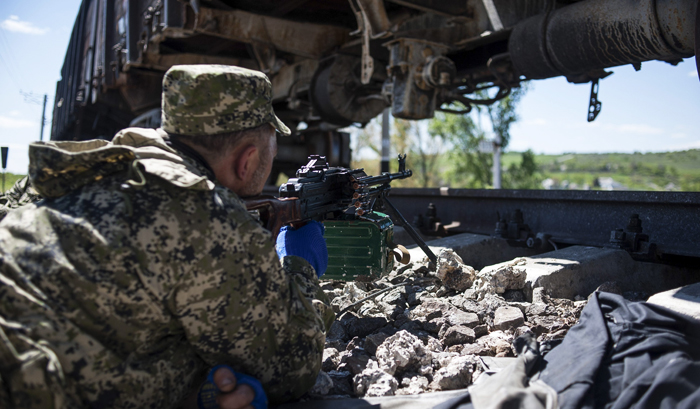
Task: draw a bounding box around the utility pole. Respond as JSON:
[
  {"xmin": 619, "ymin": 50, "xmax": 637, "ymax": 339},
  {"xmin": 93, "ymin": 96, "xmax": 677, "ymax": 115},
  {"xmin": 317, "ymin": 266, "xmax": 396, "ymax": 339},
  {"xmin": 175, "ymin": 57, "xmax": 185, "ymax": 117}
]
[
  {"xmin": 20, "ymin": 91, "xmax": 50, "ymax": 141},
  {"xmin": 39, "ymin": 94, "xmax": 48, "ymax": 141},
  {"xmin": 1, "ymin": 147, "xmax": 8, "ymax": 192},
  {"xmin": 381, "ymin": 108, "xmax": 390, "ymax": 173},
  {"xmin": 493, "ymin": 134, "xmax": 502, "ymax": 189}
]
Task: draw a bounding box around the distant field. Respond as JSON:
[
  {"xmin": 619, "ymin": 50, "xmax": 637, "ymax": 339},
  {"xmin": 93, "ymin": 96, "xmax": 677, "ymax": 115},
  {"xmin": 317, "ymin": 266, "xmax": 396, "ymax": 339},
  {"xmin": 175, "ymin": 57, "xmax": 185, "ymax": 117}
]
[
  {"xmin": 357, "ymin": 149, "xmax": 700, "ymax": 191},
  {"xmin": 505, "ymin": 149, "xmax": 700, "ymax": 191},
  {"xmin": 0, "ymin": 173, "xmax": 25, "ymax": 193}
]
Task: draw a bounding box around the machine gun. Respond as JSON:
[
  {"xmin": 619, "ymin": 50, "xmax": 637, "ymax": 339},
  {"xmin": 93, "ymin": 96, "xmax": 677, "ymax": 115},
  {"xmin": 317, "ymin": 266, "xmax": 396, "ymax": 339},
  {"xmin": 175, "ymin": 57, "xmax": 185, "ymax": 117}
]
[{"xmin": 245, "ymin": 154, "xmax": 437, "ymax": 280}]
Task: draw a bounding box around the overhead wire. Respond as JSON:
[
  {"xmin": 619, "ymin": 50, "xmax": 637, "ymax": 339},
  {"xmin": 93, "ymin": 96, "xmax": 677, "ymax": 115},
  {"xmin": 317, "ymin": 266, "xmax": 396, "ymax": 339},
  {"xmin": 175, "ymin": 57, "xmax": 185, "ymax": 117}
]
[
  {"xmin": 0, "ymin": 28, "xmax": 24, "ymax": 88},
  {"xmin": 0, "ymin": 54, "xmax": 22, "ymax": 89}
]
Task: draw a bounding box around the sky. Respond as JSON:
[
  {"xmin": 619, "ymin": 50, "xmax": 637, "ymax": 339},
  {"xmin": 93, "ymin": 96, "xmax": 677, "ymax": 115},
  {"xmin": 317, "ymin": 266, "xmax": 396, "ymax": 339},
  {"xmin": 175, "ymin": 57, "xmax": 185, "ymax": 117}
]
[{"xmin": 0, "ymin": 0, "xmax": 698, "ymax": 174}]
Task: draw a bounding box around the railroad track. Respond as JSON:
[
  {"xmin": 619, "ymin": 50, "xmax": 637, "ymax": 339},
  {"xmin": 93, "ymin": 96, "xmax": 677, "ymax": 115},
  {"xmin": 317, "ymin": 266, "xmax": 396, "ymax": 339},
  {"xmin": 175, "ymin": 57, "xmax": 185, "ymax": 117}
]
[
  {"xmin": 264, "ymin": 187, "xmax": 700, "ymax": 262},
  {"xmin": 387, "ymin": 188, "xmax": 700, "ymax": 262}
]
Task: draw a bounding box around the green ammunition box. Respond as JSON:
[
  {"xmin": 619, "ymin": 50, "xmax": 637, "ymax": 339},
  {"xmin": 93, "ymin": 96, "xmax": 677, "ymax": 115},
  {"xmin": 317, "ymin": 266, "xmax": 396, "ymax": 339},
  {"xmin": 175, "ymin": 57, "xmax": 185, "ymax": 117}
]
[{"xmin": 323, "ymin": 212, "xmax": 395, "ymax": 281}]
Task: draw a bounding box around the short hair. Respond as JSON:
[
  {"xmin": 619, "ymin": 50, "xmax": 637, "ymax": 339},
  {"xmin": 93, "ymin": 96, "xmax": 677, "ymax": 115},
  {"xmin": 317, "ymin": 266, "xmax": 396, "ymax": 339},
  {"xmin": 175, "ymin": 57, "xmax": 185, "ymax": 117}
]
[{"xmin": 169, "ymin": 123, "xmax": 273, "ymax": 160}]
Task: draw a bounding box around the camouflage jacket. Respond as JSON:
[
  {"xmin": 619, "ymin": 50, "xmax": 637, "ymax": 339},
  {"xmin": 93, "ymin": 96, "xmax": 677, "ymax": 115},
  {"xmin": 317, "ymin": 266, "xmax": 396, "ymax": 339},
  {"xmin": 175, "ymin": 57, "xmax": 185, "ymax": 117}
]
[
  {"xmin": 0, "ymin": 128, "xmax": 335, "ymax": 408},
  {"xmin": 0, "ymin": 176, "xmax": 41, "ymax": 221}
]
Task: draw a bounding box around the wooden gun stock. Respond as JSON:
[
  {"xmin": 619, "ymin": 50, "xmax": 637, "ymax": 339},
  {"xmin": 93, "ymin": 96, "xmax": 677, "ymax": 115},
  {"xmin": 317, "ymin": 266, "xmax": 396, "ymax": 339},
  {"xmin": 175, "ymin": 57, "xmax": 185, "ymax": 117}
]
[{"xmin": 243, "ymin": 196, "xmax": 304, "ymax": 239}]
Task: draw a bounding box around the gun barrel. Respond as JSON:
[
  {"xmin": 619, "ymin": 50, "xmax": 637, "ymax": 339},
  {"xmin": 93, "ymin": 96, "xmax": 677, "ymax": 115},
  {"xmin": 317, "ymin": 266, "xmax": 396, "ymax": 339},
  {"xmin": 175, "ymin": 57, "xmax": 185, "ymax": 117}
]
[{"xmin": 357, "ymin": 170, "xmax": 413, "ymax": 187}]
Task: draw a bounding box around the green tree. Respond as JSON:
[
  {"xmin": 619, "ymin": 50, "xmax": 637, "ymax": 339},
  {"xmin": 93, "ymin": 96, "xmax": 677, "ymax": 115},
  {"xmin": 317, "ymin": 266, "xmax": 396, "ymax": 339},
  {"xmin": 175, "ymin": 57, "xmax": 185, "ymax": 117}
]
[
  {"xmin": 351, "ymin": 115, "xmax": 443, "ymax": 187},
  {"xmin": 394, "ymin": 118, "xmax": 443, "ymax": 187},
  {"xmin": 428, "ymin": 110, "xmax": 492, "ymax": 187},
  {"xmin": 428, "ymin": 85, "xmax": 532, "ymax": 188},
  {"xmin": 485, "ymin": 86, "xmax": 527, "ymax": 149},
  {"xmin": 503, "ymin": 150, "xmax": 540, "ymax": 189}
]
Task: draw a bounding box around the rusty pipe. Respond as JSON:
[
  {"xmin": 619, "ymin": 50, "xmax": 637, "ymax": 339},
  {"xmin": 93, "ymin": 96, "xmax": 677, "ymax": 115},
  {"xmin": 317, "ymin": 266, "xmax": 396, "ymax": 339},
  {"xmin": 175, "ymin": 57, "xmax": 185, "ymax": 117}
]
[{"xmin": 509, "ymin": 0, "xmax": 697, "ymax": 79}]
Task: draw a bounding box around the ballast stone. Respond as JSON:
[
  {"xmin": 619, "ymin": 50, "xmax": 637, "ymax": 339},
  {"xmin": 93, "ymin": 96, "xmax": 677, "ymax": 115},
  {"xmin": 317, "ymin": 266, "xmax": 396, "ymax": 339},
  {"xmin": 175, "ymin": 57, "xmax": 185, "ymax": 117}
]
[{"xmin": 493, "ymin": 306, "xmax": 525, "ymax": 331}]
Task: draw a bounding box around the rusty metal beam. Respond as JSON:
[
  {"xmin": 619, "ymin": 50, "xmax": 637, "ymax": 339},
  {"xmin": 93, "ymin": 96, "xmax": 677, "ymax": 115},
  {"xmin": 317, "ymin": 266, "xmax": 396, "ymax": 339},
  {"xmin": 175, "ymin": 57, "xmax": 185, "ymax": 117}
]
[
  {"xmin": 270, "ymin": 59, "xmax": 319, "ymax": 102},
  {"xmin": 192, "ymin": 7, "xmax": 351, "ymax": 59},
  {"xmin": 138, "ymin": 52, "xmax": 257, "ymax": 72}
]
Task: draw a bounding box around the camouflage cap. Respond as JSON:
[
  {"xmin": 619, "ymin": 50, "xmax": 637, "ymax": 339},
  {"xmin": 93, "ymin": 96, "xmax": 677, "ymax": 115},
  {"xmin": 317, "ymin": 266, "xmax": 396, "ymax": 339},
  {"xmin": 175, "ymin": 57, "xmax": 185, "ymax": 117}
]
[{"xmin": 161, "ymin": 64, "xmax": 291, "ymax": 137}]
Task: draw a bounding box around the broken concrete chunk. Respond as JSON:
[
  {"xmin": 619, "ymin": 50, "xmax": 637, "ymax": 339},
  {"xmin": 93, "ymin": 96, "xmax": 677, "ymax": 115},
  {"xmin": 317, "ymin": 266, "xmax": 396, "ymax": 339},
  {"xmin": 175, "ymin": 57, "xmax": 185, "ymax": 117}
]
[
  {"xmin": 429, "ymin": 356, "xmax": 475, "ymax": 390},
  {"xmin": 379, "ymin": 286, "xmax": 408, "ymax": 305},
  {"xmin": 494, "ymin": 306, "xmax": 525, "ymax": 331},
  {"xmin": 309, "ymin": 371, "xmax": 334, "ymax": 396},
  {"xmin": 446, "ymin": 310, "xmax": 480, "ymax": 328},
  {"xmin": 423, "ymin": 317, "xmax": 447, "ymax": 334},
  {"xmin": 442, "ymin": 325, "xmax": 476, "ymax": 346},
  {"xmin": 425, "ymin": 336, "xmax": 444, "ymax": 353},
  {"xmin": 436, "ymin": 249, "xmax": 477, "ymax": 292},
  {"xmin": 364, "ymin": 332, "xmax": 390, "ymax": 356},
  {"xmin": 435, "ymin": 351, "xmax": 461, "ymax": 368},
  {"xmin": 407, "ymin": 290, "xmax": 428, "ymax": 306},
  {"xmin": 375, "ymin": 330, "xmax": 434, "ymax": 375},
  {"xmin": 328, "ymin": 370, "xmax": 354, "ymax": 396},
  {"xmin": 354, "ymin": 360, "xmax": 399, "ymax": 397},
  {"xmin": 526, "ymin": 302, "xmax": 554, "ymax": 316},
  {"xmin": 460, "ymin": 343, "xmax": 492, "ymax": 356},
  {"xmin": 396, "ymin": 375, "xmax": 430, "ymax": 395},
  {"xmin": 472, "ymin": 258, "xmax": 528, "ymax": 300},
  {"xmin": 528, "ymin": 315, "xmax": 571, "ymax": 336},
  {"xmin": 514, "ymin": 325, "xmax": 533, "ymax": 339},
  {"xmin": 473, "ymin": 324, "xmax": 489, "ymax": 338},
  {"xmin": 531, "ymin": 287, "xmax": 551, "ymax": 304},
  {"xmin": 327, "ymin": 320, "xmax": 347, "ymax": 342},
  {"xmin": 379, "ymin": 301, "xmax": 405, "ymax": 320},
  {"xmin": 341, "ymin": 313, "xmax": 388, "ymax": 338},
  {"xmin": 322, "ymin": 348, "xmax": 340, "ymax": 372},
  {"xmin": 408, "ymin": 299, "xmax": 451, "ymax": 320},
  {"xmin": 338, "ymin": 348, "xmax": 371, "ymax": 375},
  {"xmin": 476, "ymin": 331, "xmax": 514, "ymax": 357}
]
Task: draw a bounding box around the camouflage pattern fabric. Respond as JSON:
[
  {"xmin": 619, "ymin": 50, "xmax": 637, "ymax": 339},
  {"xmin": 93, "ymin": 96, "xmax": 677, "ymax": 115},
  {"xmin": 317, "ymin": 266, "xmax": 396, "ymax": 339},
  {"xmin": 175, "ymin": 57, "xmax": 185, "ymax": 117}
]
[
  {"xmin": 162, "ymin": 65, "xmax": 292, "ymax": 137},
  {"xmin": 0, "ymin": 128, "xmax": 334, "ymax": 408},
  {"xmin": 0, "ymin": 176, "xmax": 42, "ymax": 221}
]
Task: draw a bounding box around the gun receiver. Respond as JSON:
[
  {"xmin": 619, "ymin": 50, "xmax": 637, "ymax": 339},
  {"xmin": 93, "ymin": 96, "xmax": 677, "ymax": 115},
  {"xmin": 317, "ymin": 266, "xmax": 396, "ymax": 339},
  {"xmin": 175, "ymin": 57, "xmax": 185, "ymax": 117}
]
[{"xmin": 245, "ymin": 155, "xmax": 438, "ymax": 267}]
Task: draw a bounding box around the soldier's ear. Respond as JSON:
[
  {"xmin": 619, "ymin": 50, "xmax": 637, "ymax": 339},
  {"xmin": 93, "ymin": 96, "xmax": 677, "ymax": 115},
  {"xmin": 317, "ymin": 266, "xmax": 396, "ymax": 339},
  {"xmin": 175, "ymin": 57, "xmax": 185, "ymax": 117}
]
[{"xmin": 234, "ymin": 144, "xmax": 260, "ymax": 182}]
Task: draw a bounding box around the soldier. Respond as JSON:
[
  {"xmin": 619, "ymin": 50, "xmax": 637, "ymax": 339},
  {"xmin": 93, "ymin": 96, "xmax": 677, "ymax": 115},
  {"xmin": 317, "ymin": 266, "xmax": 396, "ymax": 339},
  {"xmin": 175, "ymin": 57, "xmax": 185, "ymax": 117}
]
[{"xmin": 0, "ymin": 65, "xmax": 334, "ymax": 409}]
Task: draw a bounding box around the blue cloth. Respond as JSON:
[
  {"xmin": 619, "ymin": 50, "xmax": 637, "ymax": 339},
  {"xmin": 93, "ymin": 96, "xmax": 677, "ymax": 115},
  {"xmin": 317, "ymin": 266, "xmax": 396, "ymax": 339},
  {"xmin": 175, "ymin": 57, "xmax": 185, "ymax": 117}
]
[
  {"xmin": 276, "ymin": 220, "xmax": 328, "ymax": 277},
  {"xmin": 197, "ymin": 365, "xmax": 268, "ymax": 409}
]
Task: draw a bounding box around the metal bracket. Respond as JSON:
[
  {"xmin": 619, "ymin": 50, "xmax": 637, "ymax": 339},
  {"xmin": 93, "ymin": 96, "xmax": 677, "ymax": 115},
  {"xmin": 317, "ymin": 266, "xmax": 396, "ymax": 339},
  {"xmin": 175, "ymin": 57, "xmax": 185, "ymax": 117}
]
[
  {"xmin": 349, "ymin": 0, "xmax": 391, "ymax": 84},
  {"xmin": 608, "ymin": 214, "xmax": 656, "ymax": 260},
  {"xmin": 587, "ymin": 78, "xmax": 602, "ymax": 122},
  {"xmin": 481, "ymin": 0, "xmax": 504, "ymax": 31}
]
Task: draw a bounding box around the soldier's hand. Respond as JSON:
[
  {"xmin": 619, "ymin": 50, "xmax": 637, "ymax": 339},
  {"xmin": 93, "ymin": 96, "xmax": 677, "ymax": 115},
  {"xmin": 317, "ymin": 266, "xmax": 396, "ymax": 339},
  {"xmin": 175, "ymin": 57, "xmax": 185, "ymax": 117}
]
[
  {"xmin": 212, "ymin": 367, "xmax": 256, "ymax": 409},
  {"xmin": 194, "ymin": 365, "xmax": 268, "ymax": 409}
]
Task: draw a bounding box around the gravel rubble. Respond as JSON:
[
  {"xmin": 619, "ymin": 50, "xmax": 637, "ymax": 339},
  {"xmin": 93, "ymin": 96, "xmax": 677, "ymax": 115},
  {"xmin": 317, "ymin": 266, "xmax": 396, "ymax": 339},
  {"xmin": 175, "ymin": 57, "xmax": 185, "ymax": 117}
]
[{"xmin": 309, "ymin": 249, "xmax": 591, "ymax": 399}]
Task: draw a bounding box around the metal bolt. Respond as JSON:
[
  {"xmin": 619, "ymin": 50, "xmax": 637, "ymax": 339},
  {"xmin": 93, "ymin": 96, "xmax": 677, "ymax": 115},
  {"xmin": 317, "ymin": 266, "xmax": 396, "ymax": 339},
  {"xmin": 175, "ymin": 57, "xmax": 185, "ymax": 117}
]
[
  {"xmin": 610, "ymin": 228, "xmax": 626, "ymax": 242},
  {"xmin": 626, "ymin": 214, "xmax": 643, "ymax": 233}
]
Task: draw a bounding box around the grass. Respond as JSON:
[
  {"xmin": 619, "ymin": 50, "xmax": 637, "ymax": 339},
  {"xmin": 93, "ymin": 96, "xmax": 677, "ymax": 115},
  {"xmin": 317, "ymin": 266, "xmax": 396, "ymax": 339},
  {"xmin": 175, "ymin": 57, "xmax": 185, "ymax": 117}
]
[
  {"xmin": 0, "ymin": 173, "xmax": 26, "ymax": 193},
  {"xmin": 356, "ymin": 149, "xmax": 700, "ymax": 191},
  {"xmin": 519, "ymin": 150, "xmax": 700, "ymax": 191}
]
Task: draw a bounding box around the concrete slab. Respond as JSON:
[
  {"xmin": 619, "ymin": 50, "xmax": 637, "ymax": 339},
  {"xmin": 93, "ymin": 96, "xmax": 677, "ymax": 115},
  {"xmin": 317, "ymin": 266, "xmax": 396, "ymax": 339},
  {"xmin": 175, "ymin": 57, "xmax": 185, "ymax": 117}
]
[
  {"xmin": 397, "ymin": 231, "xmax": 545, "ymax": 270},
  {"xmin": 479, "ymin": 246, "xmax": 700, "ymax": 301},
  {"xmin": 647, "ymin": 283, "xmax": 700, "ymax": 320}
]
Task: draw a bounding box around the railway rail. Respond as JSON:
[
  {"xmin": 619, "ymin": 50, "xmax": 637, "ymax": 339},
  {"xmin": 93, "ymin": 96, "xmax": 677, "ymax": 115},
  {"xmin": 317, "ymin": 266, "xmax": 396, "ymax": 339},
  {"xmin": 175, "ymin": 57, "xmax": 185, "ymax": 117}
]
[{"xmin": 264, "ymin": 186, "xmax": 700, "ymax": 263}]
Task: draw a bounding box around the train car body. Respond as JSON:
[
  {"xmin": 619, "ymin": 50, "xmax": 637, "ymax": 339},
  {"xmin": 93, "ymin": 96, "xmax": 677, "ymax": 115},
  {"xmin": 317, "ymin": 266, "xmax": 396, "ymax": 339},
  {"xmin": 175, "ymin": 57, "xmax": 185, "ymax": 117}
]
[{"xmin": 52, "ymin": 0, "xmax": 697, "ymax": 176}]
